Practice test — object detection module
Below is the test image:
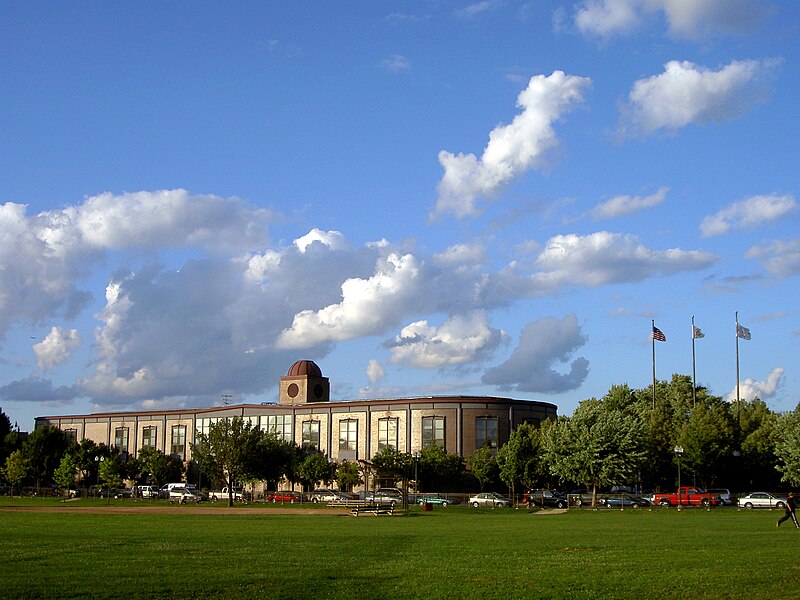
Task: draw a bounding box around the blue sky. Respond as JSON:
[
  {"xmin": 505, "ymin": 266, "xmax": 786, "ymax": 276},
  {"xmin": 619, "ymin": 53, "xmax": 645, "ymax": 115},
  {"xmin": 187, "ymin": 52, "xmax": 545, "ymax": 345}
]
[{"xmin": 1, "ymin": 1, "xmax": 798, "ymax": 431}]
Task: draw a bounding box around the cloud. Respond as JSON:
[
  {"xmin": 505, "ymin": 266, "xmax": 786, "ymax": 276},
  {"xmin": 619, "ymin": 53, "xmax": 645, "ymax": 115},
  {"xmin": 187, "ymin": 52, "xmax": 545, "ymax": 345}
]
[
  {"xmin": 574, "ymin": 0, "xmax": 641, "ymax": 37},
  {"xmin": 482, "ymin": 314, "xmax": 589, "ymax": 393},
  {"xmin": 0, "ymin": 190, "xmax": 274, "ymax": 339},
  {"xmin": 33, "ymin": 326, "xmax": 82, "ymax": 370},
  {"xmin": 59, "ymin": 189, "xmax": 272, "ymax": 253},
  {"xmin": 294, "ymin": 228, "xmax": 349, "ymax": 253},
  {"xmin": 573, "ymin": 0, "xmax": 768, "ymax": 39},
  {"xmin": 726, "ymin": 367, "xmax": 784, "ymax": 403},
  {"xmin": 619, "ymin": 59, "xmax": 776, "ymax": 137},
  {"xmin": 590, "ymin": 187, "xmax": 668, "ymax": 220},
  {"xmin": 381, "ymin": 54, "xmax": 411, "ymax": 73},
  {"xmin": 746, "ymin": 239, "xmax": 800, "ymax": 277},
  {"xmin": 366, "ymin": 359, "xmax": 385, "ymax": 384},
  {"xmin": 433, "ymin": 71, "xmax": 591, "ymax": 219},
  {"xmin": 456, "ymin": 1, "xmax": 503, "ymax": 18},
  {"xmin": 0, "ymin": 377, "xmax": 81, "ymax": 404},
  {"xmin": 700, "ymin": 194, "xmax": 797, "ymax": 237},
  {"xmin": 387, "ymin": 311, "xmax": 506, "ymax": 369},
  {"xmin": 531, "ymin": 231, "xmax": 717, "ymax": 287},
  {"xmin": 275, "ymin": 252, "xmax": 423, "ymax": 349}
]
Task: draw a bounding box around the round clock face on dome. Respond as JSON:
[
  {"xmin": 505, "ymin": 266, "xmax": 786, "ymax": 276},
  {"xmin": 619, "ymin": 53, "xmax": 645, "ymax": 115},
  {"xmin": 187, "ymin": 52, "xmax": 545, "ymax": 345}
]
[
  {"xmin": 287, "ymin": 383, "xmax": 299, "ymax": 398},
  {"xmin": 314, "ymin": 384, "xmax": 324, "ymax": 399}
]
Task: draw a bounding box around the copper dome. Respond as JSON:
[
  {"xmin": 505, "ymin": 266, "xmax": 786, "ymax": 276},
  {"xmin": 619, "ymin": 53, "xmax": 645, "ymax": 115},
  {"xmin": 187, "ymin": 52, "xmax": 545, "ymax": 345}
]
[{"xmin": 287, "ymin": 360, "xmax": 322, "ymax": 378}]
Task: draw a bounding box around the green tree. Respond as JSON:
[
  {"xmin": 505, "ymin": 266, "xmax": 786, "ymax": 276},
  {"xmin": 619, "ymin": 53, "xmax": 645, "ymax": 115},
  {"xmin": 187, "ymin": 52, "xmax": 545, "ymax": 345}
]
[
  {"xmin": 98, "ymin": 457, "xmax": 124, "ymax": 494},
  {"xmin": 677, "ymin": 400, "xmax": 735, "ymax": 487},
  {"xmin": 738, "ymin": 399, "xmax": 779, "ymax": 490},
  {"xmin": 3, "ymin": 450, "xmax": 28, "ymax": 497},
  {"xmin": 21, "ymin": 425, "xmax": 70, "ymax": 492},
  {"xmin": 774, "ymin": 405, "xmax": 800, "ymax": 487},
  {"xmin": 416, "ymin": 445, "xmax": 465, "ymax": 493},
  {"xmin": 191, "ymin": 416, "xmax": 261, "ymax": 506},
  {"xmin": 496, "ymin": 422, "xmax": 549, "ymax": 498},
  {"xmin": 136, "ymin": 447, "xmax": 183, "ymax": 488},
  {"xmin": 466, "ymin": 446, "xmax": 498, "ymax": 491},
  {"xmin": 246, "ymin": 433, "xmax": 295, "ymax": 490},
  {"xmin": 336, "ymin": 461, "xmax": 363, "ymax": 492},
  {"xmin": 0, "ymin": 409, "xmax": 12, "ymax": 467},
  {"xmin": 53, "ymin": 453, "xmax": 79, "ymax": 495},
  {"xmin": 370, "ymin": 446, "xmax": 412, "ymax": 488},
  {"xmin": 545, "ymin": 398, "xmax": 645, "ymax": 507},
  {"xmin": 297, "ymin": 451, "xmax": 333, "ymax": 489}
]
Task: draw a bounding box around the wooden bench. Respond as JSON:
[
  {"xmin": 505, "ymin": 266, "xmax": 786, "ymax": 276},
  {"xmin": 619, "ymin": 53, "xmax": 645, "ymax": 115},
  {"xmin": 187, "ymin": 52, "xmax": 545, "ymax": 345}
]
[
  {"xmin": 351, "ymin": 505, "xmax": 394, "ymax": 516},
  {"xmin": 328, "ymin": 500, "xmax": 371, "ymax": 509}
]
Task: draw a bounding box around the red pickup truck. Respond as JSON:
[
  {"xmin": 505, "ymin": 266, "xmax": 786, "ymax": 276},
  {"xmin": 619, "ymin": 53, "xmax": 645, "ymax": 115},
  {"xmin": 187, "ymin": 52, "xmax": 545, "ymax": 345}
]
[{"xmin": 651, "ymin": 487, "xmax": 721, "ymax": 507}]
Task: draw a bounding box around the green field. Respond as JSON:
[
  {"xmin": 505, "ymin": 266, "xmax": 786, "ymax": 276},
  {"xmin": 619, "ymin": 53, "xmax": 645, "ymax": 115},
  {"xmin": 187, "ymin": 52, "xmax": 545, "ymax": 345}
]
[{"xmin": 1, "ymin": 500, "xmax": 797, "ymax": 599}]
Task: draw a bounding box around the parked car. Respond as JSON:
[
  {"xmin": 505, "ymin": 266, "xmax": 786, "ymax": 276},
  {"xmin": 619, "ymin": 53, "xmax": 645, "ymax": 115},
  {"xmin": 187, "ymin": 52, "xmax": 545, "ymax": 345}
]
[
  {"xmin": 364, "ymin": 489, "xmax": 403, "ymax": 506},
  {"xmin": 137, "ymin": 485, "xmax": 158, "ymax": 499},
  {"xmin": 309, "ymin": 488, "xmax": 348, "ymax": 503},
  {"xmin": 738, "ymin": 492, "xmax": 788, "ymax": 509},
  {"xmin": 599, "ymin": 493, "xmax": 649, "ymax": 508},
  {"xmin": 267, "ymin": 491, "xmax": 303, "ymax": 504},
  {"xmin": 417, "ymin": 495, "xmax": 458, "ymax": 506},
  {"xmin": 469, "ymin": 492, "xmax": 513, "ymax": 508},
  {"xmin": 707, "ymin": 488, "xmax": 733, "ymax": 505},
  {"xmin": 169, "ymin": 487, "xmax": 203, "ymax": 503},
  {"xmin": 524, "ymin": 489, "xmax": 568, "ymax": 509}
]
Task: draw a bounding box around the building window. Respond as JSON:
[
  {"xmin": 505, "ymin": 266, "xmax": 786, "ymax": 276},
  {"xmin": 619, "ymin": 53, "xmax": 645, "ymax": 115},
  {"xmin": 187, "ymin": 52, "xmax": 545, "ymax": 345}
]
[
  {"xmin": 302, "ymin": 421, "xmax": 320, "ymax": 451},
  {"xmin": 378, "ymin": 417, "xmax": 398, "ymax": 451},
  {"xmin": 263, "ymin": 414, "xmax": 293, "ymax": 443},
  {"xmin": 338, "ymin": 419, "xmax": 357, "ymax": 452},
  {"xmin": 141, "ymin": 426, "xmax": 157, "ymax": 448},
  {"xmin": 475, "ymin": 417, "xmax": 498, "ymax": 449},
  {"xmin": 422, "ymin": 416, "xmax": 445, "ymax": 449},
  {"xmin": 171, "ymin": 425, "xmax": 187, "ymax": 458},
  {"xmin": 114, "ymin": 427, "xmax": 129, "ymax": 453},
  {"xmin": 64, "ymin": 429, "xmax": 78, "ymax": 444}
]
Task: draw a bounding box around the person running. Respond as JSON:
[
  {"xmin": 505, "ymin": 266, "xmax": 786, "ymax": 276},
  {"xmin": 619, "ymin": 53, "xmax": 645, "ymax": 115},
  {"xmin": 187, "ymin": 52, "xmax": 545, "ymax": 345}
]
[{"xmin": 777, "ymin": 492, "xmax": 798, "ymax": 528}]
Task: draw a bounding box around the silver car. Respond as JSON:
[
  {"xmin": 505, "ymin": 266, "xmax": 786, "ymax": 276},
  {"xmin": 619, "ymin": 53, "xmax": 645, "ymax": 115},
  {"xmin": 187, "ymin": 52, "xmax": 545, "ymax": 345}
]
[
  {"xmin": 738, "ymin": 492, "xmax": 788, "ymax": 509},
  {"xmin": 309, "ymin": 488, "xmax": 348, "ymax": 503},
  {"xmin": 469, "ymin": 492, "xmax": 513, "ymax": 508}
]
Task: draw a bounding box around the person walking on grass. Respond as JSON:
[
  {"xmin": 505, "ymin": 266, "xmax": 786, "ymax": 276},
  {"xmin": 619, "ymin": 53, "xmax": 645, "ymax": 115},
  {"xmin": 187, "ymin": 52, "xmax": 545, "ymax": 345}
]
[{"xmin": 777, "ymin": 492, "xmax": 798, "ymax": 528}]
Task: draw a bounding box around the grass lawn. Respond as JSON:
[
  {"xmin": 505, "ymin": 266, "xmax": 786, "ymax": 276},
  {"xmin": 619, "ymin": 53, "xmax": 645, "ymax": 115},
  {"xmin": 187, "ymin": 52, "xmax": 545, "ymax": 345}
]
[{"xmin": 0, "ymin": 499, "xmax": 797, "ymax": 599}]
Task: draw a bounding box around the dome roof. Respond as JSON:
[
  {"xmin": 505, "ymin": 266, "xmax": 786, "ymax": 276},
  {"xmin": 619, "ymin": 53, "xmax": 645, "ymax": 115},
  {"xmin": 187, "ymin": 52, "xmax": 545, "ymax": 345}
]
[{"xmin": 287, "ymin": 360, "xmax": 322, "ymax": 378}]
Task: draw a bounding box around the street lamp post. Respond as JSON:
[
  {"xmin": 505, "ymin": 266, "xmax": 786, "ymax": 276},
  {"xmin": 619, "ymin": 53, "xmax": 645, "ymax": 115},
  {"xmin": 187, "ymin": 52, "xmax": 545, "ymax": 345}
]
[
  {"xmin": 413, "ymin": 452, "xmax": 421, "ymax": 500},
  {"xmin": 674, "ymin": 445, "xmax": 684, "ymax": 509}
]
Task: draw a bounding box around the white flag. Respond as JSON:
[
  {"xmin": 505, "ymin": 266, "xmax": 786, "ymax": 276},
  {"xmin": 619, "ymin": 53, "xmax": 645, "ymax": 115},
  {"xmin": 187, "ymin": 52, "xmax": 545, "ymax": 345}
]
[
  {"xmin": 693, "ymin": 326, "xmax": 705, "ymax": 339},
  {"xmin": 736, "ymin": 323, "xmax": 751, "ymax": 340}
]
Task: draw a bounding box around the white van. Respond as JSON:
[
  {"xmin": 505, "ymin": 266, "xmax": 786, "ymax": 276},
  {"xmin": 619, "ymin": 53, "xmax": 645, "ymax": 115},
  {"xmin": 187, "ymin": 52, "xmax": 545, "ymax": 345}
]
[
  {"xmin": 137, "ymin": 485, "xmax": 157, "ymax": 498},
  {"xmin": 159, "ymin": 483, "xmax": 197, "ymax": 498}
]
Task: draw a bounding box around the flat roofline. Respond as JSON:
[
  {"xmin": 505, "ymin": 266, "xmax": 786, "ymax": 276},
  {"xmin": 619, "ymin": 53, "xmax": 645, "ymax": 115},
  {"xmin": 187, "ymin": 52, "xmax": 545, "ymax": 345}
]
[{"xmin": 35, "ymin": 395, "xmax": 556, "ymax": 421}]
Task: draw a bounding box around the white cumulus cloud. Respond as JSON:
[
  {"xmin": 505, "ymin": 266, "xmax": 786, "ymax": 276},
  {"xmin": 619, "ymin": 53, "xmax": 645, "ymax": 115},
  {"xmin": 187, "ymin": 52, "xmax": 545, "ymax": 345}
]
[
  {"xmin": 276, "ymin": 252, "xmax": 423, "ymax": 349},
  {"xmin": 726, "ymin": 367, "xmax": 784, "ymax": 403},
  {"xmin": 387, "ymin": 311, "xmax": 506, "ymax": 369},
  {"xmin": 700, "ymin": 194, "xmax": 797, "ymax": 237},
  {"xmin": 746, "ymin": 239, "xmax": 800, "ymax": 277},
  {"xmin": 433, "ymin": 71, "xmax": 591, "ymax": 219},
  {"xmin": 619, "ymin": 59, "xmax": 776, "ymax": 137},
  {"xmin": 33, "ymin": 326, "xmax": 82, "ymax": 370},
  {"xmin": 366, "ymin": 359, "xmax": 385, "ymax": 384},
  {"xmin": 532, "ymin": 231, "xmax": 717, "ymax": 287},
  {"xmin": 590, "ymin": 187, "xmax": 668, "ymax": 220},
  {"xmin": 574, "ymin": 0, "xmax": 768, "ymax": 39}
]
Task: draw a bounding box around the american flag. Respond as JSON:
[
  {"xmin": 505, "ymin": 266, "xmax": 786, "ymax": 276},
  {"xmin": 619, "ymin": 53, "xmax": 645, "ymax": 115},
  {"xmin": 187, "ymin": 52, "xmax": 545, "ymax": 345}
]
[{"xmin": 652, "ymin": 326, "xmax": 666, "ymax": 342}]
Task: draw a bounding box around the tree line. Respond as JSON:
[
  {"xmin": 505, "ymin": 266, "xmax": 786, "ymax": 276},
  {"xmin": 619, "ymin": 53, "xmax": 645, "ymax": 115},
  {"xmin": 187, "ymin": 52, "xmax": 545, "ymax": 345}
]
[{"xmin": 2, "ymin": 374, "xmax": 799, "ymax": 500}]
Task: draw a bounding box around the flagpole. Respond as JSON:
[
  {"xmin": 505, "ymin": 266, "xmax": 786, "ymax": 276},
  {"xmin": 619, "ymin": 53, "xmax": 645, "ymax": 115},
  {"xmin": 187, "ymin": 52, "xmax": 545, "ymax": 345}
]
[
  {"xmin": 652, "ymin": 319, "xmax": 657, "ymax": 410},
  {"xmin": 735, "ymin": 311, "xmax": 741, "ymax": 422},
  {"xmin": 691, "ymin": 315, "xmax": 697, "ymax": 408}
]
